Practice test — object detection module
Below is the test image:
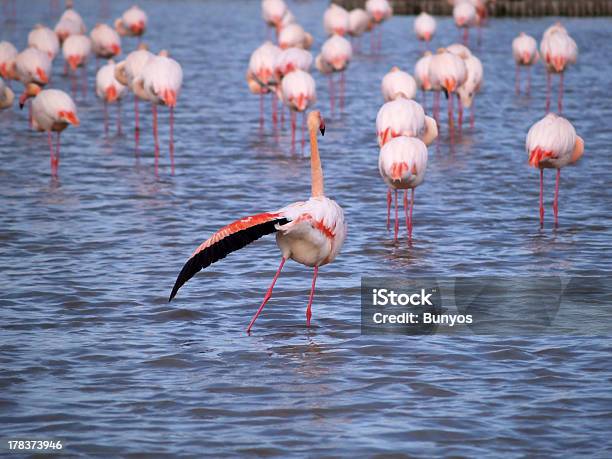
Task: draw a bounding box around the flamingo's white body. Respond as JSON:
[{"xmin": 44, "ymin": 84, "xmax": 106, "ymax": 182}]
[
  {"xmin": 366, "ymin": 0, "xmax": 393, "ymax": 24},
  {"xmin": 526, "ymin": 113, "xmax": 584, "ymax": 227},
  {"xmin": 414, "ymin": 52, "xmax": 433, "ymax": 92},
  {"xmin": 262, "ymin": 0, "xmax": 287, "ymax": 30},
  {"xmin": 15, "ymin": 48, "xmax": 52, "ymax": 110},
  {"xmin": 512, "ymin": 33, "xmax": 539, "ymax": 95},
  {"xmin": 379, "ymin": 136, "xmax": 428, "ymax": 241},
  {"xmin": 115, "ymin": 5, "xmax": 147, "ymax": 37},
  {"xmin": 247, "ymin": 41, "xmax": 281, "ymax": 94},
  {"xmin": 376, "ymin": 99, "xmax": 437, "ymax": 148},
  {"xmin": 169, "ymin": 111, "xmax": 345, "ymax": 333},
  {"xmin": 281, "ymin": 69, "xmax": 316, "ymax": 150},
  {"xmin": 28, "ymin": 26, "xmax": 60, "ymax": 60},
  {"xmin": 0, "ymin": 41, "xmax": 18, "ymax": 80},
  {"xmin": 381, "ymin": 67, "xmax": 417, "ymax": 102},
  {"xmin": 323, "ymin": 4, "xmax": 350, "ymax": 36},
  {"xmin": 317, "ymin": 34, "xmax": 352, "ymax": 113},
  {"xmin": 63, "ymin": 35, "xmax": 92, "ymax": 71},
  {"xmin": 275, "ymin": 47, "xmax": 312, "ymax": 79},
  {"xmin": 540, "ymin": 24, "xmax": 577, "ymax": 113},
  {"xmin": 0, "ymin": 77, "xmax": 14, "ymax": 109},
  {"xmin": 96, "ymin": 60, "xmax": 127, "ymax": 135},
  {"xmin": 278, "ymin": 23, "xmax": 312, "ymax": 50},
  {"xmin": 453, "ymin": 1, "xmax": 477, "ymax": 44},
  {"xmin": 31, "ymin": 89, "xmax": 79, "ymax": 175},
  {"xmin": 138, "ymin": 52, "xmax": 183, "ymax": 173},
  {"xmin": 414, "ymin": 12, "xmax": 436, "ymax": 43},
  {"xmin": 90, "ymin": 24, "xmax": 122, "ymax": 59},
  {"xmin": 428, "ymin": 49, "xmax": 467, "ymax": 128},
  {"xmin": 447, "ymin": 45, "xmax": 483, "ymax": 127},
  {"xmin": 348, "ymin": 8, "xmax": 370, "ymax": 38},
  {"xmin": 54, "ymin": 8, "xmax": 86, "ymax": 43}
]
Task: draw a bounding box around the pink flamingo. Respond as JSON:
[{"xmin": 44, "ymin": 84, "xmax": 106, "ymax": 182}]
[{"xmin": 512, "ymin": 32, "xmax": 539, "ymax": 95}]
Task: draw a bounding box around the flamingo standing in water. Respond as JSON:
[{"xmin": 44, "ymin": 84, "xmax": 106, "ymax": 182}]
[
  {"xmin": 414, "ymin": 12, "xmax": 436, "ymax": 48},
  {"xmin": 115, "ymin": 5, "xmax": 147, "ymax": 41},
  {"xmin": 169, "ymin": 111, "xmax": 346, "ymax": 333},
  {"xmin": 54, "ymin": 8, "xmax": 86, "ymax": 44},
  {"xmin": 414, "ymin": 51, "xmax": 433, "ymax": 109},
  {"xmin": 136, "ymin": 51, "xmax": 183, "ymax": 174},
  {"xmin": 31, "ymin": 89, "xmax": 79, "ymax": 176},
  {"xmin": 379, "ymin": 137, "xmax": 428, "ymax": 242},
  {"xmin": 348, "ymin": 8, "xmax": 370, "ymax": 52},
  {"xmin": 381, "ymin": 67, "xmax": 417, "ymax": 102},
  {"xmin": 114, "ymin": 44, "xmax": 154, "ymax": 148},
  {"xmin": 15, "ymin": 48, "xmax": 51, "ymax": 125},
  {"xmin": 281, "ymin": 69, "xmax": 316, "ymax": 152},
  {"xmin": 91, "ymin": 23, "xmax": 122, "ymax": 62},
  {"xmin": 365, "ymin": 0, "xmax": 393, "ymax": 53},
  {"xmin": 447, "ymin": 44, "xmax": 483, "ymax": 129},
  {"xmin": 316, "ymin": 34, "xmax": 352, "ymax": 114},
  {"xmin": 512, "ymin": 32, "xmax": 539, "ymax": 95},
  {"xmin": 247, "ymin": 41, "xmax": 281, "ymax": 129},
  {"xmin": 28, "ymin": 25, "xmax": 60, "ymax": 60},
  {"xmin": 262, "ymin": 0, "xmax": 287, "ymax": 37},
  {"xmin": 63, "ymin": 35, "xmax": 92, "ymax": 99},
  {"xmin": 428, "ymin": 48, "xmax": 466, "ymax": 131},
  {"xmin": 96, "ymin": 60, "xmax": 126, "ymax": 136},
  {"xmin": 278, "ymin": 23, "xmax": 313, "ymax": 50},
  {"xmin": 273, "ymin": 47, "xmax": 312, "ymax": 131},
  {"xmin": 323, "ymin": 4, "xmax": 349, "ymax": 36},
  {"xmin": 0, "ymin": 41, "xmax": 18, "ymax": 81},
  {"xmin": 453, "ymin": 1, "xmax": 477, "ymax": 45},
  {"xmin": 526, "ymin": 113, "xmax": 584, "ymax": 227},
  {"xmin": 0, "ymin": 77, "xmax": 14, "ymax": 109},
  {"xmin": 540, "ymin": 23, "xmax": 577, "ymax": 114}
]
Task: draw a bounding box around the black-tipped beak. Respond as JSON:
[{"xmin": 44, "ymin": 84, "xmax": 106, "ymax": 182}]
[
  {"xmin": 320, "ymin": 124, "xmax": 325, "ymax": 136},
  {"xmin": 19, "ymin": 102, "xmax": 24, "ymax": 110}
]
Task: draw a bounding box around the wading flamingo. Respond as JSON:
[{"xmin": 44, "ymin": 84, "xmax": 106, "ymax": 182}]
[
  {"xmin": 526, "ymin": 113, "xmax": 583, "ymax": 227},
  {"xmin": 91, "ymin": 23, "xmax": 122, "ymax": 61},
  {"xmin": 453, "ymin": 1, "xmax": 477, "ymax": 45},
  {"xmin": 366, "ymin": 0, "xmax": 393, "ymax": 52},
  {"xmin": 96, "ymin": 60, "xmax": 127, "ymax": 136},
  {"xmin": 348, "ymin": 8, "xmax": 370, "ymax": 52},
  {"xmin": 323, "ymin": 4, "xmax": 349, "ymax": 36},
  {"xmin": 115, "ymin": 5, "xmax": 147, "ymax": 40},
  {"xmin": 447, "ymin": 44, "xmax": 482, "ymax": 129},
  {"xmin": 281, "ymin": 68, "xmax": 316, "ymax": 152},
  {"xmin": 428, "ymin": 48, "xmax": 466, "ymax": 131},
  {"xmin": 62, "ymin": 34, "xmax": 92, "ymax": 98},
  {"xmin": 169, "ymin": 111, "xmax": 346, "ymax": 333},
  {"xmin": 512, "ymin": 32, "xmax": 539, "ymax": 95},
  {"xmin": 381, "ymin": 67, "xmax": 417, "ymax": 102},
  {"xmin": 278, "ymin": 23, "xmax": 313, "ymax": 50},
  {"xmin": 15, "ymin": 48, "xmax": 51, "ymax": 125},
  {"xmin": 262, "ymin": 0, "xmax": 287, "ymax": 37},
  {"xmin": 414, "ymin": 12, "xmax": 436, "ymax": 47},
  {"xmin": 54, "ymin": 8, "xmax": 86, "ymax": 43},
  {"xmin": 540, "ymin": 23, "xmax": 577, "ymax": 114},
  {"xmin": 31, "ymin": 88, "xmax": 79, "ymax": 176},
  {"xmin": 274, "ymin": 47, "xmax": 312, "ymax": 130},
  {"xmin": 247, "ymin": 41, "xmax": 281, "ymax": 129},
  {"xmin": 414, "ymin": 51, "xmax": 433, "ymax": 109},
  {"xmin": 379, "ymin": 136, "xmax": 428, "ymax": 242},
  {"xmin": 316, "ymin": 34, "xmax": 352, "ymax": 114},
  {"xmin": 0, "ymin": 41, "xmax": 18, "ymax": 80},
  {"xmin": 114, "ymin": 44, "xmax": 154, "ymax": 148},
  {"xmin": 0, "ymin": 77, "xmax": 14, "ymax": 109},
  {"xmin": 28, "ymin": 25, "xmax": 60, "ymax": 60},
  {"xmin": 136, "ymin": 51, "xmax": 183, "ymax": 174}
]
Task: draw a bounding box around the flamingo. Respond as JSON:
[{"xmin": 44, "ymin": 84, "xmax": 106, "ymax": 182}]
[
  {"xmin": 261, "ymin": 0, "xmax": 287, "ymax": 36},
  {"xmin": 453, "ymin": 1, "xmax": 477, "ymax": 45},
  {"xmin": 414, "ymin": 51, "xmax": 433, "ymax": 108},
  {"xmin": 54, "ymin": 8, "xmax": 86, "ymax": 44},
  {"xmin": 512, "ymin": 32, "xmax": 539, "ymax": 95},
  {"xmin": 15, "ymin": 48, "xmax": 51, "ymax": 125},
  {"xmin": 540, "ymin": 24, "xmax": 577, "ymax": 114},
  {"xmin": 379, "ymin": 137, "xmax": 428, "ymax": 242},
  {"xmin": 0, "ymin": 41, "xmax": 18, "ymax": 81},
  {"xmin": 526, "ymin": 113, "xmax": 584, "ymax": 227},
  {"xmin": 115, "ymin": 5, "xmax": 147, "ymax": 39},
  {"xmin": 365, "ymin": 0, "xmax": 393, "ymax": 52},
  {"xmin": 348, "ymin": 8, "xmax": 370, "ymax": 52},
  {"xmin": 428, "ymin": 48, "xmax": 466, "ymax": 131},
  {"xmin": 62, "ymin": 35, "xmax": 92, "ymax": 98},
  {"xmin": 90, "ymin": 23, "xmax": 122, "ymax": 61},
  {"xmin": 30, "ymin": 89, "xmax": 79, "ymax": 176},
  {"xmin": 136, "ymin": 51, "xmax": 183, "ymax": 174},
  {"xmin": 247, "ymin": 41, "xmax": 281, "ymax": 129},
  {"xmin": 169, "ymin": 110, "xmax": 346, "ymax": 333},
  {"xmin": 28, "ymin": 25, "xmax": 60, "ymax": 60},
  {"xmin": 323, "ymin": 4, "xmax": 349, "ymax": 37},
  {"xmin": 447, "ymin": 44, "xmax": 482, "ymax": 129},
  {"xmin": 316, "ymin": 34, "xmax": 352, "ymax": 114},
  {"xmin": 414, "ymin": 12, "xmax": 436, "ymax": 47},
  {"xmin": 381, "ymin": 67, "xmax": 417, "ymax": 102},
  {"xmin": 96, "ymin": 60, "xmax": 127, "ymax": 136},
  {"xmin": 278, "ymin": 23, "xmax": 313, "ymax": 50},
  {"xmin": 114, "ymin": 44, "xmax": 154, "ymax": 147},
  {"xmin": 0, "ymin": 77, "xmax": 14, "ymax": 109},
  {"xmin": 281, "ymin": 69, "xmax": 316, "ymax": 152}
]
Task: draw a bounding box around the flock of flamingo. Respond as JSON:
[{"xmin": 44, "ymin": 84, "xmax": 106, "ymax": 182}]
[{"xmin": 0, "ymin": 1, "xmax": 585, "ymax": 332}]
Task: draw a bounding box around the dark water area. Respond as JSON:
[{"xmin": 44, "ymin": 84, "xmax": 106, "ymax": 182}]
[{"xmin": 1, "ymin": 0, "xmax": 611, "ymax": 457}]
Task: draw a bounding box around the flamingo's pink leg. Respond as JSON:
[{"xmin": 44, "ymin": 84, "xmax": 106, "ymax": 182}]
[
  {"xmin": 117, "ymin": 99, "xmax": 122, "ymax": 136},
  {"xmin": 539, "ymin": 168, "xmax": 544, "ymax": 228},
  {"xmin": 457, "ymin": 94, "xmax": 463, "ymax": 131},
  {"xmin": 527, "ymin": 66, "xmax": 531, "ymax": 95},
  {"xmin": 515, "ymin": 65, "xmax": 520, "ymax": 95},
  {"xmin": 394, "ymin": 189, "xmax": 399, "ymax": 243},
  {"xmin": 54, "ymin": 131, "xmax": 60, "ymax": 175},
  {"xmin": 470, "ymin": 99, "xmax": 475, "ymax": 129},
  {"xmin": 271, "ymin": 93, "xmax": 277, "ymax": 129},
  {"xmin": 305, "ymin": 266, "xmax": 319, "ymax": 327},
  {"xmin": 386, "ymin": 189, "xmax": 391, "ymax": 231},
  {"xmin": 463, "ymin": 28, "xmax": 469, "ymax": 45},
  {"xmin": 134, "ymin": 95, "xmax": 140, "ymax": 148},
  {"xmin": 47, "ymin": 131, "xmax": 55, "ymax": 174},
  {"xmin": 301, "ymin": 111, "xmax": 306, "ymax": 154},
  {"xmin": 340, "ymin": 72, "xmax": 346, "ymax": 111},
  {"xmin": 81, "ymin": 65, "xmax": 87, "ymax": 99},
  {"xmin": 433, "ymin": 91, "xmax": 440, "ymax": 122},
  {"xmin": 448, "ymin": 91, "xmax": 454, "ymax": 130},
  {"xmin": 553, "ymin": 168, "xmax": 560, "ymax": 226},
  {"xmin": 558, "ymin": 72, "xmax": 564, "ymax": 114},
  {"xmin": 169, "ymin": 105, "xmax": 175, "ymax": 175},
  {"xmin": 153, "ymin": 104, "xmax": 159, "ymax": 175},
  {"xmin": 246, "ymin": 257, "xmax": 286, "ymax": 333},
  {"xmin": 103, "ymin": 100, "xmax": 109, "ymax": 136},
  {"xmin": 259, "ymin": 92, "xmax": 264, "ymax": 130},
  {"xmin": 328, "ymin": 76, "xmax": 335, "ymax": 115},
  {"xmin": 409, "ymin": 188, "xmax": 415, "ymax": 241},
  {"xmin": 545, "ymin": 71, "xmax": 551, "ymax": 113},
  {"xmin": 403, "ymin": 190, "xmax": 409, "ymax": 235}
]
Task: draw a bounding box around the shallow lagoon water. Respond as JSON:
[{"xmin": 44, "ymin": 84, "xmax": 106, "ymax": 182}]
[{"xmin": 1, "ymin": 1, "xmax": 611, "ymax": 456}]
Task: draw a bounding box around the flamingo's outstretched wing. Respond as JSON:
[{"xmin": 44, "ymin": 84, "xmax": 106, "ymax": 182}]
[{"xmin": 169, "ymin": 212, "xmax": 288, "ymax": 301}]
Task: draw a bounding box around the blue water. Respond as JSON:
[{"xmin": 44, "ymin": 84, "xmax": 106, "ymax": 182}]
[{"xmin": 1, "ymin": 0, "xmax": 611, "ymax": 456}]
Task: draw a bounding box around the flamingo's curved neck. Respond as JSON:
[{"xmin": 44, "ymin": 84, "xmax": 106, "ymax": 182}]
[{"xmin": 309, "ymin": 123, "xmax": 324, "ymax": 197}]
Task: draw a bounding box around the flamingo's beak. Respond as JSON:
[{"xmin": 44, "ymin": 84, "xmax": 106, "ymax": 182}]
[
  {"xmin": 295, "ymin": 93, "xmax": 306, "ymax": 111},
  {"xmin": 319, "ymin": 118, "xmax": 325, "ymax": 136},
  {"xmin": 111, "ymin": 44, "xmax": 121, "ymax": 55},
  {"xmin": 162, "ymin": 89, "xmax": 177, "ymax": 107},
  {"xmin": 36, "ymin": 67, "xmax": 48, "ymax": 84},
  {"xmin": 60, "ymin": 110, "xmax": 80, "ymax": 126},
  {"xmin": 18, "ymin": 92, "xmax": 27, "ymax": 110},
  {"xmin": 106, "ymin": 86, "xmax": 118, "ymax": 102}
]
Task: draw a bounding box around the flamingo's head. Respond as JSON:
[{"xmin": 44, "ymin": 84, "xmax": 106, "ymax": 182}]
[
  {"xmin": 19, "ymin": 83, "xmax": 41, "ymax": 109},
  {"xmin": 307, "ymin": 110, "xmax": 325, "ymax": 136}
]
